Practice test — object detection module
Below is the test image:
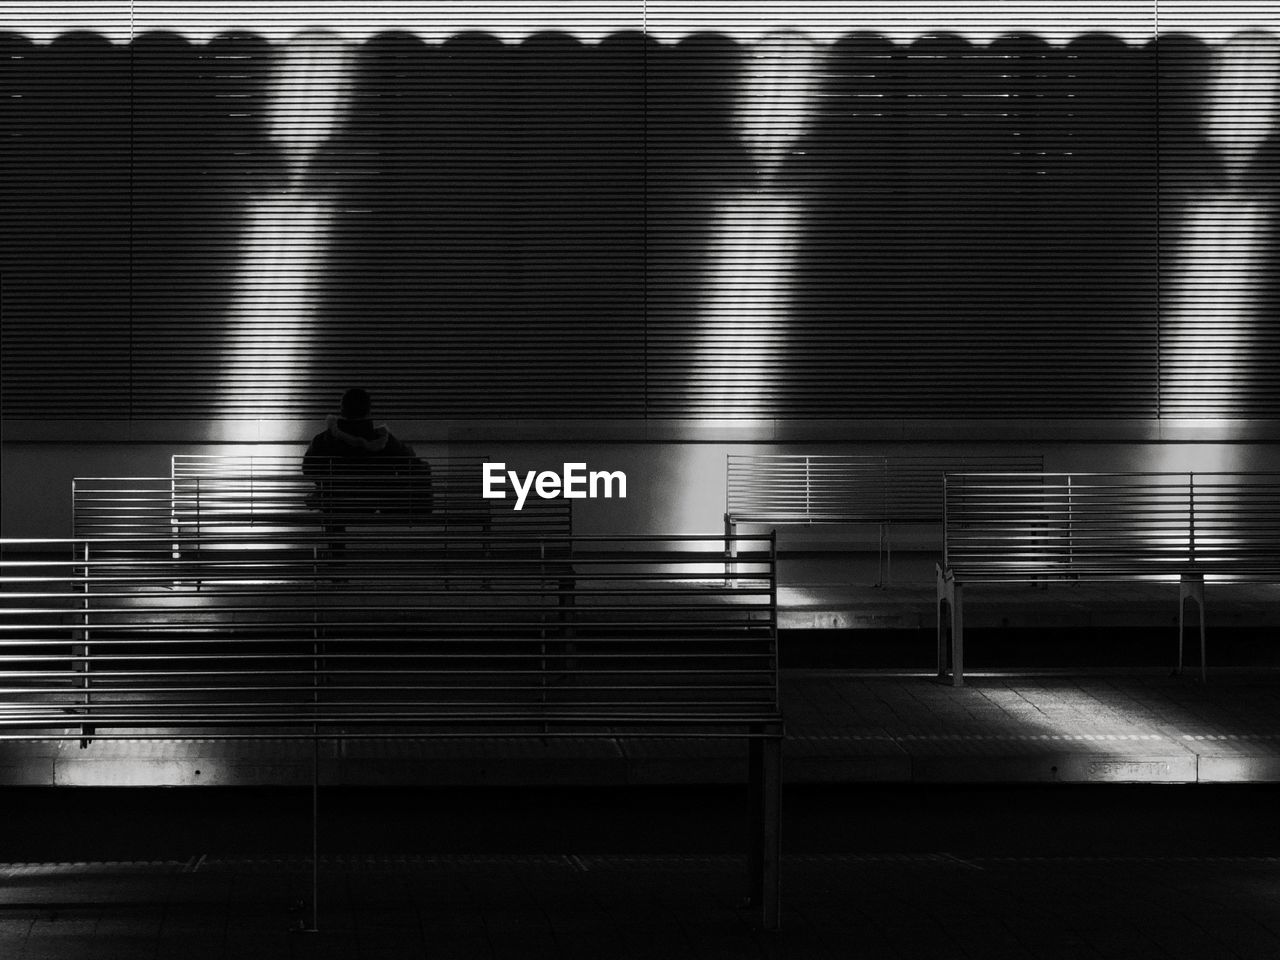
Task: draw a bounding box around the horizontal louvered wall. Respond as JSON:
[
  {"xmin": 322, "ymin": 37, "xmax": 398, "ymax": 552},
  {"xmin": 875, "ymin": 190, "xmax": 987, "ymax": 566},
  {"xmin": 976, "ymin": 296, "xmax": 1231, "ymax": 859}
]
[{"xmin": 1, "ymin": 15, "xmax": 1278, "ymax": 426}]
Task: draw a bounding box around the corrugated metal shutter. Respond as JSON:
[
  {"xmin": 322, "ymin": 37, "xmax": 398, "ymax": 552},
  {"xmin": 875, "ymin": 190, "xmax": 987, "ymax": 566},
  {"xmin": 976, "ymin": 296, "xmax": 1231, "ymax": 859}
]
[
  {"xmin": 1157, "ymin": 30, "xmax": 1280, "ymax": 418},
  {"xmin": 1, "ymin": 13, "xmax": 1278, "ymax": 425},
  {"xmin": 647, "ymin": 32, "xmax": 1161, "ymax": 418},
  {"xmin": 1, "ymin": 31, "xmax": 132, "ymax": 417}
]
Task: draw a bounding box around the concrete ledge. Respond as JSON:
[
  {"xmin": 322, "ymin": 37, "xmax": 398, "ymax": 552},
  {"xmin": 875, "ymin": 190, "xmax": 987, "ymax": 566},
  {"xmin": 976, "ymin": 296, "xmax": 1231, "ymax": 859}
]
[{"xmin": 4, "ymin": 672, "xmax": 1278, "ymax": 787}]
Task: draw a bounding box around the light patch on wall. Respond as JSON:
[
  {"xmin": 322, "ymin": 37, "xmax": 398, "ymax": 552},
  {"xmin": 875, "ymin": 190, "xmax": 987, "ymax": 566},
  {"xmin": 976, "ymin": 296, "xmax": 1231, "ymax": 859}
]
[
  {"xmin": 219, "ymin": 31, "xmax": 353, "ymax": 433},
  {"xmin": 1162, "ymin": 32, "xmax": 1280, "ymax": 418},
  {"xmin": 694, "ymin": 32, "xmax": 819, "ymax": 417},
  {"xmin": 1148, "ymin": 444, "xmax": 1241, "ymax": 473}
]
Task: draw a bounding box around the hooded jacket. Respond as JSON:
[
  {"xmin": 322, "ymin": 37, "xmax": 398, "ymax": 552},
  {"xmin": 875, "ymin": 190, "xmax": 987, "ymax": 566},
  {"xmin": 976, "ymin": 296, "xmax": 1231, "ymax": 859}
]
[
  {"xmin": 302, "ymin": 416, "xmax": 431, "ymax": 516},
  {"xmin": 304, "ymin": 415, "xmax": 417, "ymax": 463}
]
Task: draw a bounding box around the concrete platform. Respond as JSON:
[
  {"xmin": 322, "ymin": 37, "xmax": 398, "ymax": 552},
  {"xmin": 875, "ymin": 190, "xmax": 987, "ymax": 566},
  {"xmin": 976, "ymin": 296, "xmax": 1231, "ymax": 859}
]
[{"xmin": 6, "ymin": 669, "xmax": 1278, "ymax": 786}]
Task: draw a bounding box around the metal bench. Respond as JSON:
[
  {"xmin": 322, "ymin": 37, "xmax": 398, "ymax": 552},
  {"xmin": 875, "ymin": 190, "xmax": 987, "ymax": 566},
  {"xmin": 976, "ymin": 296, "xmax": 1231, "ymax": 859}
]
[
  {"xmin": 175, "ymin": 453, "xmax": 570, "ymax": 536},
  {"xmin": 72, "ymin": 455, "xmax": 572, "ymax": 545},
  {"xmin": 936, "ymin": 471, "xmax": 1280, "ymax": 686},
  {"xmin": 725, "ymin": 454, "xmax": 1043, "ymax": 583},
  {"xmin": 0, "ymin": 532, "xmax": 782, "ymax": 929}
]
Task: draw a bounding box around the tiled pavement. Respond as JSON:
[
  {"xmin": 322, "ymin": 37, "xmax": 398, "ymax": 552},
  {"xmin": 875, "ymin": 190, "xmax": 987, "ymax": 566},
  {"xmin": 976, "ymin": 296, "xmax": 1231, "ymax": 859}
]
[
  {"xmin": 4, "ymin": 669, "xmax": 1279, "ymax": 787},
  {"xmin": 783, "ymin": 668, "xmax": 1280, "ymax": 784},
  {"xmin": 3, "ymin": 669, "xmax": 1280, "ymax": 958},
  {"xmin": 4, "ymin": 565, "xmax": 1280, "ymax": 957}
]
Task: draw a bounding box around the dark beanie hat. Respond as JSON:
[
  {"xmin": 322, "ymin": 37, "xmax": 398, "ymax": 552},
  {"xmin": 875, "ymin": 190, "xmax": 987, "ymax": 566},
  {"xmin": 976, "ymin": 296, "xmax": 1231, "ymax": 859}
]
[{"xmin": 340, "ymin": 388, "xmax": 372, "ymax": 419}]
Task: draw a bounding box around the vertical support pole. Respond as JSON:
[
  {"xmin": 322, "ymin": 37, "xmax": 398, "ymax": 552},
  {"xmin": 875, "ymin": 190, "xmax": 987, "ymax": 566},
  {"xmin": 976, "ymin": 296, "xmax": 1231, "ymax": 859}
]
[
  {"xmin": 761, "ymin": 735, "xmax": 781, "ymax": 931},
  {"xmin": 557, "ymin": 535, "xmax": 577, "ymax": 685},
  {"xmin": 941, "ymin": 472, "xmax": 950, "ymax": 579},
  {"xmin": 1064, "ymin": 473, "xmax": 1074, "ymax": 575},
  {"xmin": 879, "ymin": 457, "xmax": 890, "ymax": 587},
  {"xmin": 194, "ymin": 478, "xmax": 203, "ymax": 592},
  {"xmin": 748, "ymin": 733, "xmax": 762, "ymax": 905},
  {"xmin": 935, "ymin": 565, "xmax": 964, "ymax": 687},
  {"xmin": 1178, "ymin": 573, "xmax": 1207, "ymax": 683},
  {"xmin": 724, "ymin": 514, "xmax": 738, "ymax": 586},
  {"xmin": 936, "ymin": 565, "xmax": 949, "ymax": 679},
  {"xmin": 1188, "ymin": 472, "xmax": 1196, "ymax": 564},
  {"xmin": 303, "ymin": 734, "xmax": 319, "ymax": 934},
  {"xmin": 305, "ymin": 543, "xmax": 321, "ymax": 935},
  {"xmin": 769, "ymin": 531, "xmax": 779, "ymax": 712},
  {"xmin": 169, "ymin": 471, "xmax": 180, "ymax": 563},
  {"xmin": 747, "ymin": 730, "xmax": 781, "ymax": 929},
  {"xmin": 804, "ymin": 456, "xmax": 811, "ymax": 524},
  {"xmin": 76, "ymin": 540, "xmax": 94, "ymax": 746},
  {"xmin": 539, "ymin": 539, "xmax": 551, "ymax": 723},
  {"xmin": 312, "ymin": 544, "xmax": 323, "ymax": 682},
  {"xmin": 757, "ymin": 533, "xmax": 783, "ymax": 929}
]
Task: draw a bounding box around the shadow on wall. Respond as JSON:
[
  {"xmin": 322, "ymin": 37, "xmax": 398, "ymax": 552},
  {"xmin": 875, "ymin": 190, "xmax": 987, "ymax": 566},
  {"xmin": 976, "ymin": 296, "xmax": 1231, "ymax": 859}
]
[{"xmin": 790, "ymin": 32, "xmax": 1167, "ymax": 419}]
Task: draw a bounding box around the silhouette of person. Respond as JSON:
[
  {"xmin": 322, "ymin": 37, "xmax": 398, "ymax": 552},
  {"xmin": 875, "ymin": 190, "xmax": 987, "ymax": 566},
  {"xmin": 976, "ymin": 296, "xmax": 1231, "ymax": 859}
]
[{"xmin": 302, "ymin": 388, "xmax": 432, "ymax": 553}]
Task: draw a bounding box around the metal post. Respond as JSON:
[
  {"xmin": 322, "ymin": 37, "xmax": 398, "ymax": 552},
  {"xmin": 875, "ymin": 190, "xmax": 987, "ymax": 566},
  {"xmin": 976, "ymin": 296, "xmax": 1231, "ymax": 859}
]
[
  {"xmin": 941, "ymin": 474, "xmax": 949, "ymax": 571},
  {"xmin": 194, "ymin": 478, "xmax": 203, "ymax": 591},
  {"xmin": 936, "ymin": 569, "xmax": 964, "ymax": 687},
  {"xmin": 1178, "ymin": 573, "xmax": 1207, "ymax": 683},
  {"xmin": 804, "ymin": 456, "xmax": 811, "ymax": 523},
  {"xmin": 762, "ymin": 532, "xmax": 783, "ymax": 928},
  {"xmin": 876, "ymin": 523, "xmax": 886, "ymax": 588},
  {"xmin": 761, "ymin": 735, "xmax": 781, "ymax": 931},
  {"xmin": 748, "ymin": 728, "xmax": 782, "ymax": 931},
  {"xmin": 748, "ymin": 733, "xmax": 762, "ymax": 904},
  {"xmin": 1066, "ymin": 474, "xmax": 1074, "ymax": 573},
  {"xmin": 1188, "ymin": 472, "xmax": 1196, "ymax": 563},
  {"xmin": 936, "ymin": 565, "xmax": 949, "ymax": 679},
  {"xmin": 76, "ymin": 540, "xmax": 93, "ymax": 746},
  {"xmin": 307, "ymin": 545, "xmax": 322, "ymax": 933},
  {"xmin": 299, "ymin": 735, "xmax": 319, "ymax": 934},
  {"xmin": 724, "ymin": 514, "xmax": 738, "ymax": 586}
]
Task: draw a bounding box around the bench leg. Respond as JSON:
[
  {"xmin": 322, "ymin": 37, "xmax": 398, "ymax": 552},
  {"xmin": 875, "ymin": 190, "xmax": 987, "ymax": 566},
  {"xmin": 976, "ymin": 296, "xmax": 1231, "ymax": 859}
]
[
  {"xmin": 748, "ymin": 735, "xmax": 782, "ymax": 931},
  {"xmin": 876, "ymin": 524, "xmax": 886, "ymax": 588},
  {"xmin": 875, "ymin": 524, "xmax": 894, "ymax": 588},
  {"xmin": 1178, "ymin": 576, "xmax": 1206, "ymax": 683},
  {"xmin": 724, "ymin": 515, "xmax": 738, "ymax": 586},
  {"xmin": 936, "ymin": 573, "xmax": 964, "ymax": 687}
]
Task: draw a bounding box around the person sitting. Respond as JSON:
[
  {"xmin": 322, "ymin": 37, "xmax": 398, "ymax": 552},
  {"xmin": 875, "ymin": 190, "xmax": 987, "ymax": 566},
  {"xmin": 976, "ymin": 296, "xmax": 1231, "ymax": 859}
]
[{"xmin": 302, "ymin": 388, "xmax": 432, "ymax": 532}]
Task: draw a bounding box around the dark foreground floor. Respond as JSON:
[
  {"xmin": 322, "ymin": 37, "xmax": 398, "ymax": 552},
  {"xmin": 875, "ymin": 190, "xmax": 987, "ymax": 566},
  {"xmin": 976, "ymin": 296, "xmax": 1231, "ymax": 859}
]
[{"xmin": 3, "ymin": 783, "xmax": 1279, "ymax": 959}]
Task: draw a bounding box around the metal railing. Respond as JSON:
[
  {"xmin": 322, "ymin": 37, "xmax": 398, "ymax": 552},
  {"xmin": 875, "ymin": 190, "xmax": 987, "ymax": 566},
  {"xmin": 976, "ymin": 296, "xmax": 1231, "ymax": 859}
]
[
  {"xmin": 0, "ymin": 530, "xmax": 782, "ymax": 929},
  {"xmin": 943, "ymin": 471, "xmax": 1280, "ymax": 581},
  {"xmin": 725, "ymin": 454, "xmax": 1043, "ymax": 582},
  {"xmin": 73, "ymin": 457, "xmax": 572, "ymax": 542},
  {"xmin": 0, "ymin": 533, "xmax": 778, "ymax": 737},
  {"xmin": 936, "ymin": 471, "xmax": 1280, "ymax": 685}
]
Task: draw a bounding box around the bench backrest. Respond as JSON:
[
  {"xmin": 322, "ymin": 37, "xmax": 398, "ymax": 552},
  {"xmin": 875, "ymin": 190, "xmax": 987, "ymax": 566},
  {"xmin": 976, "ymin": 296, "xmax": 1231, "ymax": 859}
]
[
  {"xmin": 73, "ymin": 456, "xmax": 572, "ymax": 540},
  {"xmin": 0, "ymin": 534, "xmax": 778, "ymax": 738},
  {"xmin": 726, "ymin": 454, "xmax": 1044, "ymax": 524},
  {"xmin": 943, "ymin": 471, "xmax": 1280, "ymax": 580}
]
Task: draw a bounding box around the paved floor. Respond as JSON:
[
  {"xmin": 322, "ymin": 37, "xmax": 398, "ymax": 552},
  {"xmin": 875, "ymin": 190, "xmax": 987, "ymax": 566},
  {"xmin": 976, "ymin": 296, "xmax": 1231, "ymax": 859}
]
[
  {"xmin": 6, "ymin": 668, "xmax": 1279, "ymax": 787},
  {"xmin": 4, "ymin": 563, "xmax": 1280, "ymax": 957},
  {"xmin": 4, "ymin": 665, "xmax": 1280, "ymax": 958},
  {"xmin": 783, "ymin": 668, "xmax": 1280, "ymax": 784}
]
